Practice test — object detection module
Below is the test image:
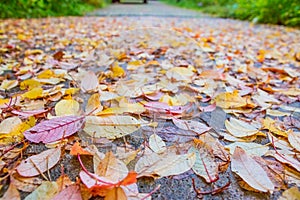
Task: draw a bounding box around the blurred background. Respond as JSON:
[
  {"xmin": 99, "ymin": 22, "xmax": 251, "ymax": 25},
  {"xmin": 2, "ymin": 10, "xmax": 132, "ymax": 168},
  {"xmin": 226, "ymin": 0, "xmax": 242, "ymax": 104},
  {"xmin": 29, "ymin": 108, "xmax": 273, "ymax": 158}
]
[{"xmin": 0, "ymin": 0, "xmax": 299, "ymax": 26}]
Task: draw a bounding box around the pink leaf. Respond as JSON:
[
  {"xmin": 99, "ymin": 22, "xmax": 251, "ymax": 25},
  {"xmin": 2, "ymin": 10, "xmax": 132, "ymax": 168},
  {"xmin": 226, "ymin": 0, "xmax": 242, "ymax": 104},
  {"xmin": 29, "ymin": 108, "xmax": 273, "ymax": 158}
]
[
  {"xmin": 199, "ymin": 103, "xmax": 216, "ymax": 112},
  {"xmin": 23, "ymin": 115, "xmax": 85, "ymax": 143},
  {"xmin": 79, "ymin": 171, "xmax": 114, "ymax": 188},
  {"xmin": 51, "ymin": 185, "xmax": 82, "ymax": 200},
  {"xmin": 16, "ymin": 148, "xmax": 61, "ymax": 177},
  {"xmin": 12, "ymin": 109, "xmax": 48, "ymax": 118},
  {"xmin": 143, "ymin": 102, "xmax": 192, "ymax": 115}
]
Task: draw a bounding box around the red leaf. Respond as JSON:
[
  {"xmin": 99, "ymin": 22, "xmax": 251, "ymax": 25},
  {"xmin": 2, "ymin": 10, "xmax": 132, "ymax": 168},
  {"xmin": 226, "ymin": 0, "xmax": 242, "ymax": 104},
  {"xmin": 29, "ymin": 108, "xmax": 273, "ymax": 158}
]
[
  {"xmin": 119, "ymin": 171, "xmax": 137, "ymax": 186},
  {"xmin": 23, "ymin": 115, "xmax": 85, "ymax": 143}
]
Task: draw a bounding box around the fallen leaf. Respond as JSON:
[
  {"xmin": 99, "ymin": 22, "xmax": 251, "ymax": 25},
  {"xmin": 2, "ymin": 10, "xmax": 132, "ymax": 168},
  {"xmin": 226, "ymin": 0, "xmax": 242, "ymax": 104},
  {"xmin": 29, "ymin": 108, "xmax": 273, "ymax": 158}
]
[
  {"xmin": 80, "ymin": 71, "xmax": 99, "ymax": 92},
  {"xmin": 16, "ymin": 148, "xmax": 61, "ymax": 177},
  {"xmin": 95, "ymin": 152, "xmax": 128, "ymax": 183},
  {"xmin": 104, "ymin": 187, "xmax": 126, "ymax": 200},
  {"xmin": 70, "ymin": 142, "xmax": 92, "ymax": 155},
  {"xmin": 23, "ymin": 115, "xmax": 84, "ymax": 143},
  {"xmin": 83, "ymin": 115, "xmax": 141, "ymax": 139},
  {"xmin": 10, "ymin": 173, "xmax": 43, "ymax": 192},
  {"xmin": 225, "ymin": 142, "xmax": 269, "ymax": 156},
  {"xmin": 279, "ymin": 187, "xmax": 300, "ymax": 200},
  {"xmin": 263, "ymin": 117, "xmax": 289, "ymax": 137},
  {"xmin": 189, "ymin": 139, "xmax": 219, "ymax": 183},
  {"xmin": 22, "ymin": 87, "xmax": 43, "ymax": 100},
  {"xmin": 135, "ymin": 150, "xmax": 195, "ymax": 178},
  {"xmin": 85, "ymin": 93, "xmax": 103, "ymax": 114},
  {"xmin": 173, "ymin": 118, "xmax": 211, "ymax": 135},
  {"xmin": 0, "ymin": 117, "xmax": 22, "ymax": 134},
  {"xmin": 55, "ymin": 99, "xmax": 80, "ymax": 116},
  {"xmin": 225, "ymin": 117, "xmax": 262, "ymax": 138},
  {"xmin": 214, "ymin": 90, "xmax": 253, "ymax": 109},
  {"xmin": 149, "ymin": 134, "xmax": 166, "ymax": 154},
  {"xmin": 52, "ymin": 185, "xmax": 82, "ymax": 200},
  {"xmin": 231, "ymin": 146, "xmax": 275, "ymax": 192},
  {"xmin": 288, "ymin": 131, "xmax": 300, "ymax": 152},
  {"xmin": 0, "ymin": 79, "xmax": 18, "ymax": 91},
  {"xmin": 2, "ymin": 183, "xmax": 20, "ymax": 200},
  {"xmin": 24, "ymin": 181, "xmax": 58, "ymax": 200}
]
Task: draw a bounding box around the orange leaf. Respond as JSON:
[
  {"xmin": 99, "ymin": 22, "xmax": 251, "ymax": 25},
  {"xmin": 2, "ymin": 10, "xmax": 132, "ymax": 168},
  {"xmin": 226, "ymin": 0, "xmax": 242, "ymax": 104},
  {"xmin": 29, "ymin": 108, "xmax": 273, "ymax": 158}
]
[
  {"xmin": 70, "ymin": 142, "xmax": 92, "ymax": 156},
  {"xmin": 119, "ymin": 171, "xmax": 137, "ymax": 186}
]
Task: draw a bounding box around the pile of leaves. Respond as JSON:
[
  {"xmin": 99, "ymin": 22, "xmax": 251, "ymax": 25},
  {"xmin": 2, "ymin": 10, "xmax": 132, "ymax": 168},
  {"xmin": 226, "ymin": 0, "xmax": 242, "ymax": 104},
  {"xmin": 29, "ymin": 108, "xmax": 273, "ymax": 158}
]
[{"xmin": 0, "ymin": 17, "xmax": 300, "ymax": 199}]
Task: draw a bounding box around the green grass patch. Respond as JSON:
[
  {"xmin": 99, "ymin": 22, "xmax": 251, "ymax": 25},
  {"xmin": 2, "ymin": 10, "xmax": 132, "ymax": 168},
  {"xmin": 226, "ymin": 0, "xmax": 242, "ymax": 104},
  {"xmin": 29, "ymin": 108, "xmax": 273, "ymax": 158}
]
[
  {"xmin": 0, "ymin": 0, "xmax": 110, "ymax": 19},
  {"xmin": 161, "ymin": 0, "xmax": 300, "ymax": 27}
]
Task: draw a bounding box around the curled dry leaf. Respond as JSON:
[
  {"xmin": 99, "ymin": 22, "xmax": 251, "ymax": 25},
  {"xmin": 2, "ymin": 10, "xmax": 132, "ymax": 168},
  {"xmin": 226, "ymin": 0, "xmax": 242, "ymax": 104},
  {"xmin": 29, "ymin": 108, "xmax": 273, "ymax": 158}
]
[
  {"xmin": 231, "ymin": 146, "xmax": 275, "ymax": 192},
  {"xmin": 23, "ymin": 115, "xmax": 85, "ymax": 143},
  {"xmin": 83, "ymin": 115, "xmax": 141, "ymax": 139},
  {"xmin": 188, "ymin": 139, "xmax": 219, "ymax": 183},
  {"xmin": 225, "ymin": 117, "xmax": 262, "ymax": 138},
  {"xmin": 172, "ymin": 118, "xmax": 211, "ymax": 135},
  {"xmin": 16, "ymin": 148, "xmax": 61, "ymax": 177}
]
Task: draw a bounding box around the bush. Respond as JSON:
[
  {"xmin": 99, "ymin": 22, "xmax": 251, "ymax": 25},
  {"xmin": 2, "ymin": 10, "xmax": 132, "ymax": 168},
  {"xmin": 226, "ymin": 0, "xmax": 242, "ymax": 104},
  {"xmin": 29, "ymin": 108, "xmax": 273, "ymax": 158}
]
[
  {"xmin": 0, "ymin": 0, "xmax": 108, "ymax": 19},
  {"xmin": 162, "ymin": 0, "xmax": 300, "ymax": 27}
]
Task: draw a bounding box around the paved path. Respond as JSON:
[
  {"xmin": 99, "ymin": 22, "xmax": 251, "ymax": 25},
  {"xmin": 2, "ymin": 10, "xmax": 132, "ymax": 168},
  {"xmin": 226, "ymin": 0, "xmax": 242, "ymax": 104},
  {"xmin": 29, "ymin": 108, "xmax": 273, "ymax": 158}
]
[{"xmin": 87, "ymin": 1, "xmax": 204, "ymax": 17}]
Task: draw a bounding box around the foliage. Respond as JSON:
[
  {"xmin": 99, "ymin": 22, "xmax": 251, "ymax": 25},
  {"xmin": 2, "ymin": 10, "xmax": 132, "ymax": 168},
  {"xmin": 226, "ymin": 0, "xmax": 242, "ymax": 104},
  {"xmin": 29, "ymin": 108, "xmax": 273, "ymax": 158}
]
[
  {"xmin": 162, "ymin": 0, "xmax": 300, "ymax": 26},
  {"xmin": 0, "ymin": 0, "xmax": 108, "ymax": 19}
]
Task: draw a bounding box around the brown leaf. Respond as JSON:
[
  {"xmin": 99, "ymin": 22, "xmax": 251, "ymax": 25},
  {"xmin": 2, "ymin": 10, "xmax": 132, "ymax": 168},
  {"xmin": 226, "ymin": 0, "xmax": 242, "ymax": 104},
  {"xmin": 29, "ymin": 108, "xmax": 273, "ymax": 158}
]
[{"xmin": 10, "ymin": 173, "xmax": 43, "ymax": 192}]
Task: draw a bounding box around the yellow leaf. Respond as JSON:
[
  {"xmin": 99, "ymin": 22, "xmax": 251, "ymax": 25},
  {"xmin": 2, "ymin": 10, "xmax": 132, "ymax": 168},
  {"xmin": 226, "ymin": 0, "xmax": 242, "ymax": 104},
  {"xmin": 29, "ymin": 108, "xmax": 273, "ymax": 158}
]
[
  {"xmin": 22, "ymin": 87, "xmax": 43, "ymax": 99},
  {"xmin": 127, "ymin": 60, "xmax": 144, "ymax": 70},
  {"xmin": 0, "ymin": 80, "xmax": 18, "ymax": 91},
  {"xmin": 104, "ymin": 187, "xmax": 127, "ymax": 200},
  {"xmin": 0, "ymin": 117, "xmax": 35, "ymax": 145},
  {"xmin": 64, "ymin": 88, "xmax": 80, "ymax": 96},
  {"xmin": 37, "ymin": 69, "xmax": 54, "ymax": 79},
  {"xmin": 20, "ymin": 79, "xmax": 41, "ymax": 90},
  {"xmin": 263, "ymin": 117, "xmax": 288, "ymax": 137},
  {"xmin": 166, "ymin": 67, "xmax": 194, "ymax": 82},
  {"xmin": 111, "ymin": 62, "xmax": 125, "ymax": 78},
  {"xmin": 55, "ymin": 99, "xmax": 80, "ymax": 116},
  {"xmin": 214, "ymin": 90, "xmax": 253, "ymax": 109},
  {"xmin": 279, "ymin": 187, "xmax": 300, "ymax": 200},
  {"xmin": 85, "ymin": 93, "xmax": 103, "ymax": 114}
]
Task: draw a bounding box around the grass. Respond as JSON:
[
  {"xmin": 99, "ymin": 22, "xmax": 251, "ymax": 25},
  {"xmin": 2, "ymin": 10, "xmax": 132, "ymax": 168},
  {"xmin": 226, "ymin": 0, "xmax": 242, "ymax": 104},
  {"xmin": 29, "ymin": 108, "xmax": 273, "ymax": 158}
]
[
  {"xmin": 0, "ymin": 0, "xmax": 110, "ymax": 19},
  {"xmin": 161, "ymin": 0, "xmax": 300, "ymax": 27}
]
